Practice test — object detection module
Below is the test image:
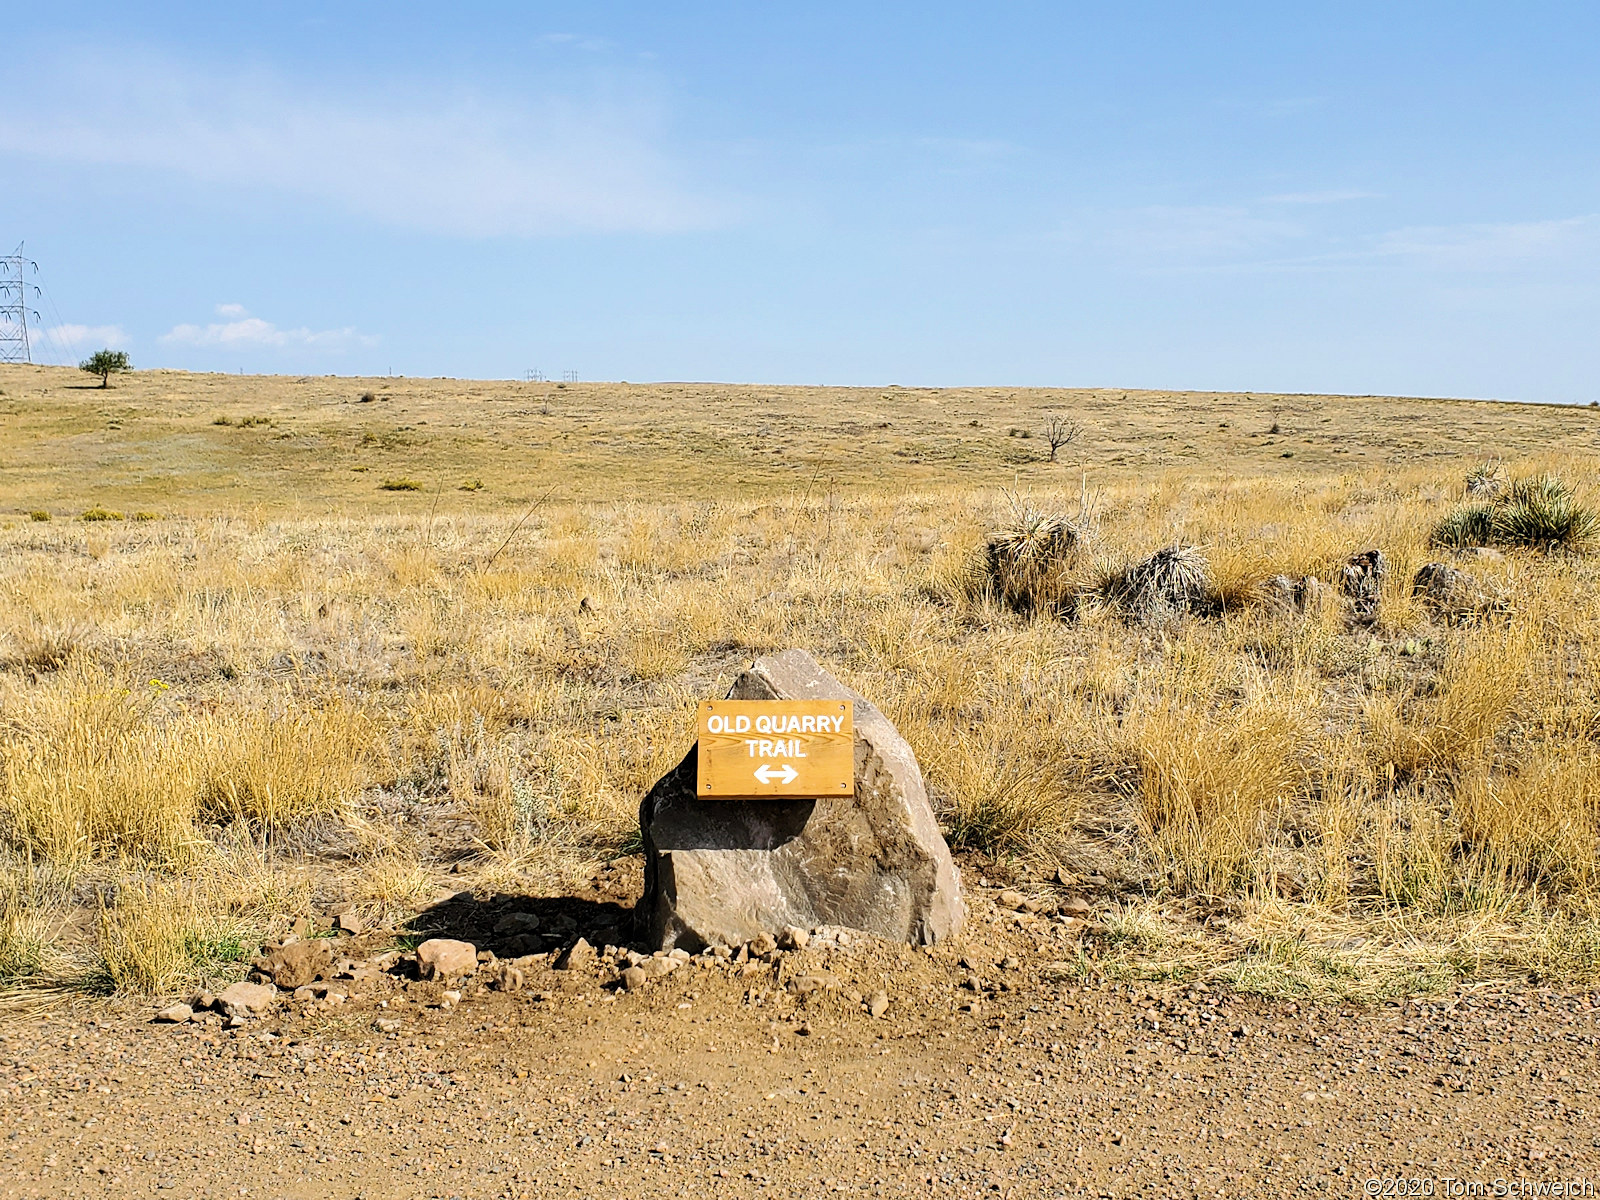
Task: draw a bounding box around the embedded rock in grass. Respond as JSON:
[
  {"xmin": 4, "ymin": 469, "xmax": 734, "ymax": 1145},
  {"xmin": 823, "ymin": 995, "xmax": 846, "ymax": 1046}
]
[
  {"xmin": 637, "ymin": 648, "xmax": 964, "ymax": 951},
  {"xmin": 1258, "ymin": 574, "xmax": 1328, "ymax": 615},
  {"xmin": 1413, "ymin": 561, "xmax": 1497, "ymax": 621}
]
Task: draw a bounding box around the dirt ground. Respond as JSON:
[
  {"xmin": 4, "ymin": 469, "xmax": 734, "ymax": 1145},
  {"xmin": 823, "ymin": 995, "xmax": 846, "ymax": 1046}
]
[{"xmin": 3, "ymin": 876, "xmax": 1597, "ymax": 1200}]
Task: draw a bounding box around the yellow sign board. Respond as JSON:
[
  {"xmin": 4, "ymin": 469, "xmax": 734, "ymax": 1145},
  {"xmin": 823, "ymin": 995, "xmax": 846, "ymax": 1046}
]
[{"xmin": 696, "ymin": 700, "xmax": 854, "ymax": 798}]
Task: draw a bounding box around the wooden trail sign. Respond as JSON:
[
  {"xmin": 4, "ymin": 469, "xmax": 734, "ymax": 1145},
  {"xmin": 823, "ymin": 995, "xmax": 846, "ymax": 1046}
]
[{"xmin": 696, "ymin": 700, "xmax": 854, "ymax": 798}]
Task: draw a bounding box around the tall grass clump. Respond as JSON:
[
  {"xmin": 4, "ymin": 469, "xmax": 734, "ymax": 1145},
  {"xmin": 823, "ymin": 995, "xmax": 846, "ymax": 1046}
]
[
  {"xmin": 1366, "ymin": 623, "xmax": 1532, "ymax": 783},
  {"xmin": 95, "ymin": 881, "xmax": 253, "ymax": 995},
  {"xmin": 0, "ymin": 866, "xmax": 58, "ymax": 985},
  {"xmin": 1456, "ymin": 751, "xmax": 1600, "ymax": 895},
  {"xmin": 1125, "ymin": 673, "xmax": 1315, "ymax": 895},
  {"xmin": 196, "ymin": 700, "xmax": 376, "ymax": 831},
  {"xmin": 0, "ymin": 675, "xmax": 204, "ymax": 863},
  {"xmin": 920, "ymin": 717, "xmax": 1089, "ymax": 854},
  {"xmin": 1, "ymin": 670, "xmax": 376, "ymax": 863}
]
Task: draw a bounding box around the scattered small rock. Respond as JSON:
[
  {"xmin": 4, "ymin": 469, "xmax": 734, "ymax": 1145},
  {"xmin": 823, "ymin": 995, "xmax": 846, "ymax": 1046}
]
[
  {"xmin": 553, "ymin": 938, "xmax": 596, "ymax": 971},
  {"xmin": 642, "ymin": 956, "xmax": 680, "ymax": 979},
  {"xmin": 997, "ymin": 890, "xmax": 1025, "ymax": 911},
  {"xmin": 621, "ymin": 966, "xmax": 648, "ymax": 991},
  {"xmin": 154, "ymin": 1004, "xmax": 193, "ymax": 1024},
  {"xmin": 416, "ymin": 938, "xmax": 478, "ymax": 981},
  {"xmin": 255, "ymin": 940, "xmax": 333, "ymax": 989},
  {"xmin": 216, "ymin": 982, "xmax": 276, "ymax": 1019},
  {"xmin": 336, "ymin": 911, "xmax": 365, "ymax": 936},
  {"xmin": 1059, "ymin": 895, "xmax": 1092, "ymax": 917},
  {"xmin": 777, "ymin": 925, "xmax": 810, "ymax": 951},
  {"xmin": 749, "ymin": 932, "xmax": 777, "ymax": 957},
  {"xmin": 490, "ymin": 964, "xmax": 525, "ymax": 992},
  {"xmin": 868, "ymin": 991, "xmax": 890, "ymax": 1019}
]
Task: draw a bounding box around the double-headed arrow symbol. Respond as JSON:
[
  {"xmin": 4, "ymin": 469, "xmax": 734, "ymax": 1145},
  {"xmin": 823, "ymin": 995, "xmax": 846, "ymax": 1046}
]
[{"xmin": 753, "ymin": 763, "xmax": 798, "ymax": 785}]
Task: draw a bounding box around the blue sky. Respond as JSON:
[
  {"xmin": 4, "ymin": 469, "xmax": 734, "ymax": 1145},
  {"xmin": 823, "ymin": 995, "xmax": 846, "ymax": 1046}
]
[{"xmin": 6, "ymin": 2, "xmax": 1599, "ymax": 401}]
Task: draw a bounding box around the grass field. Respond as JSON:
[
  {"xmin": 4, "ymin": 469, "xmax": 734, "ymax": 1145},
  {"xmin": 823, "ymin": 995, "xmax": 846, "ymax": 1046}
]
[{"xmin": 3, "ymin": 363, "xmax": 1599, "ymax": 1005}]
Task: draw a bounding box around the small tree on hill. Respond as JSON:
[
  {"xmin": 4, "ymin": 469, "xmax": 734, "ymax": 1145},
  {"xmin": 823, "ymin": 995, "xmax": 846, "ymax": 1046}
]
[
  {"xmin": 1042, "ymin": 416, "xmax": 1083, "ymax": 463},
  {"xmin": 80, "ymin": 349, "xmax": 130, "ymax": 388}
]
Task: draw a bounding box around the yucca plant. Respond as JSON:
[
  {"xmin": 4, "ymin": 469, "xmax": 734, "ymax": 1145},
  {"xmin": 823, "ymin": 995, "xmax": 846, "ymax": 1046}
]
[
  {"xmin": 1431, "ymin": 473, "xmax": 1598, "ymax": 552},
  {"xmin": 1464, "ymin": 461, "xmax": 1506, "ymax": 498},
  {"xmin": 1432, "ymin": 503, "xmax": 1499, "ymax": 548},
  {"xmin": 1496, "ymin": 485, "xmax": 1599, "ymax": 550},
  {"xmin": 1097, "ymin": 544, "xmax": 1215, "ymax": 623},
  {"xmin": 979, "ymin": 507, "xmax": 1081, "ymax": 616}
]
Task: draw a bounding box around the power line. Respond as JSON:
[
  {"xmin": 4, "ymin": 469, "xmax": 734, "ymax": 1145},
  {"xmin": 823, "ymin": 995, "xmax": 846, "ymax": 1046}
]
[{"xmin": 0, "ymin": 242, "xmax": 40, "ymax": 365}]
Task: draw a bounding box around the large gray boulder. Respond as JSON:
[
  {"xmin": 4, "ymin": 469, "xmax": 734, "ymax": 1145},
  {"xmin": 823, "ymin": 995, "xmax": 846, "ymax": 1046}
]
[{"xmin": 637, "ymin": 649, "xmax": 964, "ymax": 951}]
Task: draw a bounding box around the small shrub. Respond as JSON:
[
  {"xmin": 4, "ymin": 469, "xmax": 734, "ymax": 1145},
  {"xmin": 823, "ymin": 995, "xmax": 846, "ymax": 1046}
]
[
  {"xmin": 379, "ymin": 478, "xmax": 424, "ymax": 492},
  {"xmin": 131, "ymin": 511, "xmax": 159, "ymax": 522},
  {"xmin": 359, "ymin": 391, "xmax": 376, "ymax": 403},
  {"xmin": 27, "ymin": 510, "xmax": 49, "ymax": 522},
  {"xmin": 212, "ymin": 416, "xmax": 233, "ymax": 426},
  {"xmin": 238, "ymin": 415, "xmax": 272, "ymax": 428},
  {"xmin": 81, "ymin": 506, "xmax": 125, "ymax": 522},
  {"xmin": 459, "ymin": 478, "xmax": 485, "ymax": 492}
]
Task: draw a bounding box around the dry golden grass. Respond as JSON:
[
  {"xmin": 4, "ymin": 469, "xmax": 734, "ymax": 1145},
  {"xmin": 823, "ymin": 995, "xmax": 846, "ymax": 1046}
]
[{"xmin": 2, "ymin": 364, "xmax": 1599, "ymax": 998}]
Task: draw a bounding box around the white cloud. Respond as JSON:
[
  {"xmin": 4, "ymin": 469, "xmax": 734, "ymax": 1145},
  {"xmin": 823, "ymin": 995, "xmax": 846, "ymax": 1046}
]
[
  {"xmin": 161, "ymin": 314, "xmax": 376, "ymax": 350},
  {"xmin": 1262, "ymin": 189, "xmax": 1380, "ymax": 205},
  {"xmin": 1109, "ymin": 205, "xmax": 1304, "ymax": 258},
  {"xmin": 537, "ymin": 32, "xmax": 612, "ymax": 52},
  {"xmin": 1372, "ymin": 215, "xmax": 1600, "ymax": 270},
  {"xmin": 215, "ymin": 302, "xmax": 248, "ymax": 318},
  {"xmin": 45, "ymin": 323, "xmax": 129, "ymax": 348},
  {"xmin": 5, "ymin": 49, "xmax": 730, "ymax": 237}
]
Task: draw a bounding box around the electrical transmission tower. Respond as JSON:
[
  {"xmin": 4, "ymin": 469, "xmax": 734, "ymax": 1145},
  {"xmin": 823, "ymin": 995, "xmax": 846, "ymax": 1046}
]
[{"xmin": 0, "ymin": 243, "xmax": 40, "ymax": 365}]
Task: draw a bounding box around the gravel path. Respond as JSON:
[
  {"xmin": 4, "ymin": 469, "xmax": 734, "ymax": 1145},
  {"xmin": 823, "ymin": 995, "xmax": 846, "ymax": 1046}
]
[{"xmin": 2, "ymin": 953, "xmax": 1596, "ymax": 1199}]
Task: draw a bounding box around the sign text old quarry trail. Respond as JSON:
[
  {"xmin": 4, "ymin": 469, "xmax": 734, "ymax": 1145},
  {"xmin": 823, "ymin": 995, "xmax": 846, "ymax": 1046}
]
[{"xmin": 696, "ymin": 699, "xmax": 854, "ymax": 797}]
